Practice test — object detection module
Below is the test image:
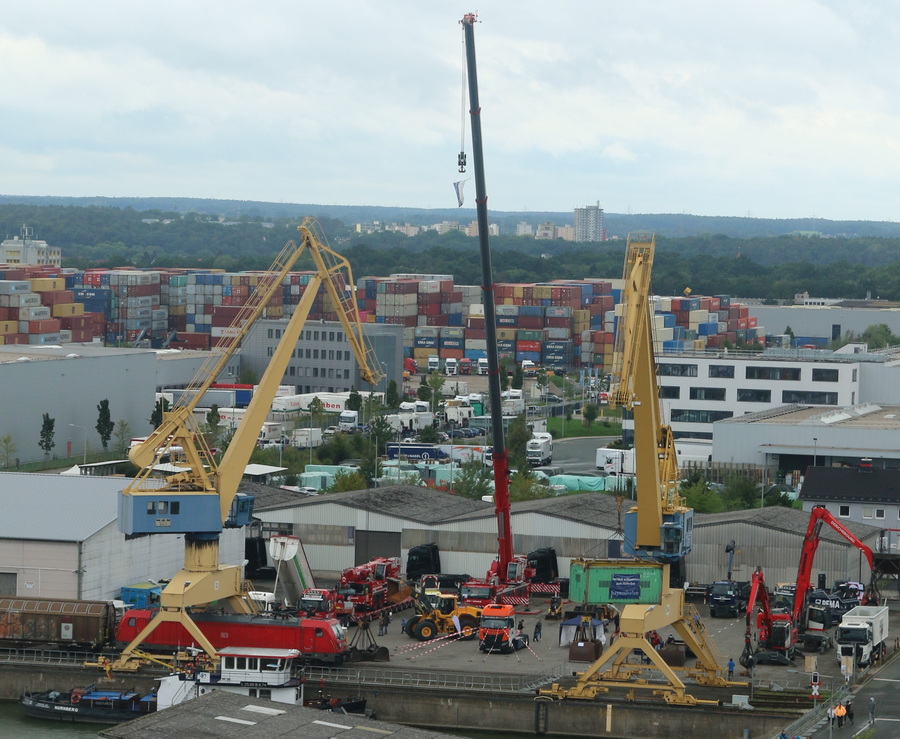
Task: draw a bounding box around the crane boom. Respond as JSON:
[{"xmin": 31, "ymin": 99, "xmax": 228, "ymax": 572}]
[
  {"xmin": 114, "ymin": 218, "xmax": 381, "ymax": 667},
  {"xmin": 609, "ymin": 233, "xmax": 691, "ymax": 561}
]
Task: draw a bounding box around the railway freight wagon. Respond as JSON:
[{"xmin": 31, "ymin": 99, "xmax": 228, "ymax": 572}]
[
  {"xmin": 116, "ymin": 609, "xmax": 349, "ymax": 665},
  {"xmin": 0, "ymin": 597, "xmax": 123, "ymax": 649}
]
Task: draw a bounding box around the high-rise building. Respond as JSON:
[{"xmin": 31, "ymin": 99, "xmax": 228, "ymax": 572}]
[{"xmin": 574, "ymin": 202, "xmax": 605, "ymax": 243}]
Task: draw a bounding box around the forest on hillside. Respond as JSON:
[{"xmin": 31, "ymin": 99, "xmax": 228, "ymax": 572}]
[{"xmin": 2, "ymin": 202, "xmax": 900, "ymax": 300}]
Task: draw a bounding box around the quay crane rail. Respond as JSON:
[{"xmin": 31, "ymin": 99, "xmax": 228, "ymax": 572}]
[
  {"xmin": 541, "ymin": 233, "xmax": 728, "ymax": 706},
  {"xmin": 111, "ymin": 218, "xmax": 380, "ymax": 669}
]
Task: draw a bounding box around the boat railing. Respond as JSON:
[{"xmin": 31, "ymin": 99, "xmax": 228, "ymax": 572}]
[
  {"xmin": 305, "ymin": 661, "xmax": 568, "ymax": 694},
  {"xmin": 0, "ymin": 647, "xmax": 111, "ymax": 666}
]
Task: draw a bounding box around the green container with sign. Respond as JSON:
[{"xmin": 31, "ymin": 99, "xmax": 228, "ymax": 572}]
[{"xmin": 568, "ymin": 559, "xmax": 663, "ymax": 605}]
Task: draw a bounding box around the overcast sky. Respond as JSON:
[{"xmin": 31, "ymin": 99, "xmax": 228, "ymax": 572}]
[{"xmin": 2, "ymin": 1, "xmax": 899, "ymax": 221}]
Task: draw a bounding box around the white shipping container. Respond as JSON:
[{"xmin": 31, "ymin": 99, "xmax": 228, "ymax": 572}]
[
  {"xmin": 0, "ymin": 293, "xmax": 41, "ymax": 308},
  {"xmin": 18, "ymin": 306, "xmax": 51, "ymax": 320},
  {"xmin": 0, "ymin": 280, "xmax": 32, "ymax": 295},
  {"xmin": 58, "ymin": 329, "xmax": 72, "ymax": 343},
  {"xmin": 468, "ymin": 303, "xmax": 485, "ymax": 317}
]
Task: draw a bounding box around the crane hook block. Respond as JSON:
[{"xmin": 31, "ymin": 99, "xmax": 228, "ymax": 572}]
[{"xmin": 458, "ymin": 151, "xmax": 467, "ymax": 173}]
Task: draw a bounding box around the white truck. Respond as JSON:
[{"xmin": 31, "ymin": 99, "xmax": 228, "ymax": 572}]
[
  {"xmin": 399, "ymin": 400, "xmax": 431, "ymax": 413},
  {"xmin": 521, "ymin": 359, "xmax": 538, "ymax": 377},
  {"xmin": 525, "ymin": 432, "xmax": 553, "ymax": 466},
  {"xmin": 445, "ymin": 357, "xmax": 458, "ymax": 375},
  {"xmin": 443, "ymin": 380, "xmax": 468, "ymax": 397},
  {"xmin": 596, "ymin": 439, "xmax": 712, "ymax": 474},
  {"xmin": 427, "ymin": 355, "xmax": 441, "ymax": 373},
  {"xmin": 477, "ymin": 357, "xmax": 489, "ymax": 375},
  {"xmin": 291, "ymin": 428, "xmax": 323, "ymax": 448},
  {"xmin": 836, "ymin": 605, "xmax": 889, "ymax": 668},
  {"xmin": 257, "ymin": 421, "xmax": 284, "ymax": 441},
  {"xmin": 338, "ymin": 409, "xmax": 359, "ymax": 432}
]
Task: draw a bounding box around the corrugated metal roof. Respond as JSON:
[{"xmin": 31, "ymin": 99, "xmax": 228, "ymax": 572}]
[
  {"xmin": 0, "ymin": 472, "xmax": 128, "ymax": 542},
  {"xmin": 253, "ymin": 484, "xmax": 492, "ymax": 525},
  {"xmin": 801, "ymin": 466, "xmax": 900, "ymax": 504},
  {"xmin": 694, "ymin": 505, "xmax": 882, "ymax": 543}
]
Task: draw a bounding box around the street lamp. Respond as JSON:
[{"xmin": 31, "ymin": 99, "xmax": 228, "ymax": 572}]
[
  {"xmin": 813, "ymin": 437, "xmax": 818, "ymax": 468},
  {"xmin": 69, "ymin": 423, "xmax": 87, "ymax": 466}
]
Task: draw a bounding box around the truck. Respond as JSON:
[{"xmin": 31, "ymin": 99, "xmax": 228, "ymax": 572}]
[
  {"xmin": 707, "ymin": 580, "xmax": 750, "ymax": 618},
  {"xmin": 477, "ymin": 357, "xmax": 488, "ymax": 375},
  {"xmin": 835, "ymin": 605, "xmax": 889, "ymax": 668},
  {"xmin": 521, "ymin": 359, "xmax": 537, "ymax": 377},
  {"xmin": 291, "ymin": 428, "xmax": 323, "ymax": 448},
  {"xmin": 384, "ymin": 411, "xmax": 435, "ymax": 433},
  {"xmin": 525, "ymin": 432, "xmax": 553, "ymax": 466},
  {"xmin": 459, "ymin": 357, "xmax": 472, "ymax": 375},
  {"xmin": 445, "ymin": 357, "xmax": 458, "ymax": 375},
  {"xmin": 427, "ymin": 355, "xmax": 440, "ymax": 373},
  {"xmin": 403, "ymin": 357, "xmax": 418, "ymax": 376},
  {"xmin": 478, "ymin": 603, "xmax": 528, "ymax": 653},
  {"xmin": 385, "ymin": 442, "xmax": 449, "ymax": 461},
  {"xmin": 596, "ymin": 440, "xmax": 711, "ymax": 474},
  {"xmin": 257, "ymin": 421, "xmax": 285, "ymax": 442},
  {"xmin": 442, "ymin": 380, "xmax": 468, "ymax": 397},
  {"xmin": 338, "ymin": 409, "xmax": 359, "ymax": 432}
]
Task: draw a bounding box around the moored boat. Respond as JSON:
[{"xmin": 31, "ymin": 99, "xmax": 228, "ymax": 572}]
[{"xmin": 19, "ymin": 684, "xmax": 156, "ymax": 724}]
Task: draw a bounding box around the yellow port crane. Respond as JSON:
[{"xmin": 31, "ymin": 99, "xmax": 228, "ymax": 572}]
[
  {"xmin": 541, "ymin": 233, "xmax": 729, "ymax": 706},
  {"xmin": 112, "ymin": 218, "xmax": 381, "ymax": 668}
]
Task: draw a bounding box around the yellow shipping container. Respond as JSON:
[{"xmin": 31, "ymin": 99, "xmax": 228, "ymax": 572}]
[
  {"xmin": 497, "ymin": 328, "xmax": 518, "ymax": 341},
  {"xmin": 52, "ymin": 303, "xmax": 85, "ymax": 317},
  {"xmin": 0, "ymin": 320, "xmax": 16, "ymax": 334},
  {"xmin": 168, "ymin": 304, "xmax": 187, "ymax": 316},
  {"xmin": 30, "ymin": 278, "xmax": 65, "ymax": 292}
]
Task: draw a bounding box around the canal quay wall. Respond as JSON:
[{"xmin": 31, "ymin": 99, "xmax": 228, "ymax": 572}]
[{"xmin": 0, "ymin": 660, "xmax": 796, "ymax": 738}]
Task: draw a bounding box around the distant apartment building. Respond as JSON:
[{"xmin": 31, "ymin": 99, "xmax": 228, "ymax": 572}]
[
  {"xmin": 574, "ymin": 202, "xmax": 605, "ymax": 243},
  {"xmin": 556, "ymin": 225, "xmax": 575, "ymax": 242},
  {"xmin": 515, "ymin": 222, "xmax": 534, "ymax": 237},
  {"xmin": 465, "ymin": 221, "xmax": 500, "ymax": 237},
  {"xmin": 432, "ymin": 221, "xmax": 463, "ymax": 235},
  {"xmin": 534, "ymin": 222, "xmax": 556, "ymax": 240},
  {"xmin": 386, "ymin": 223, "xmax": 421, "ymax": 237},
  {"xmin": 355, "ymin": 221, "xmax": 382, "ymax": 235},
  {"xmin": 0, "ymin": 226, "xmax": 61, "ymax": 267}
]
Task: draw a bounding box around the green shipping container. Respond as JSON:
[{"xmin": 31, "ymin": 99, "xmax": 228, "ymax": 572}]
[
  {"xmin": 568, "ymin": 559, "xmax": 663, "ymax": 605},
  {"xmin": 516, "ymin": 329, "xmax": 544, "ymax": 341}
]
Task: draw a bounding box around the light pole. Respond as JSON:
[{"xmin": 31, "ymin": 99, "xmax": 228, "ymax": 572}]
[
  {"xmin": 69, "ymin": 423, "xmax": 87, "ymax": 466},
  {"xmin": 813, "ymin": 437, "xmax": 818, "ymax": 468}
]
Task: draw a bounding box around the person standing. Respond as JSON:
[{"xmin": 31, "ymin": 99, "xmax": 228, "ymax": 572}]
[
  {"xmin": 826, "ymin": 706, "xmax": 834, "ymax": 727},
  {"xmin": 835, "ymin": 701, "xmax": 846, "ymax": 728},
  {"xmin": 533, "ymin": 620, "xmax": 542, "ymax": 642},
  {"xmin": 727, "ymin": 657, "xmax": 735, "ymax": 681},
  {"xmin": 869, "ymin": 696, "xmax": 876, "ymax": 724},
  {"xmin": 846, "ymin": 700, "xmax": 854, "ymax": 726}
]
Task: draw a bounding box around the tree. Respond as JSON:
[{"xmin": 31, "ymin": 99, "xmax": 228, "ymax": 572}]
[
  {"xmin": 150, "ymin": 397, "xmax": 170, "ymax": 429},
  {"xmin": 308, "ymin": 397, "xmax": 328, "ymax": 427},
  {"xmin": 112, "ymin": 419, "xmax": 132, "ymax": 455},
  {"xmin": 506, "ymin": 414, "xmax": 532, "ymax": 471},
  {"xmin": 426, "ymin": 371, "xmax": 445, "ymax": 412},
  {"xmin": 367, "ymin": 415, "xmax": 393, "ymax": 458},
  {"xmin": 360, "ymin": 451, "xmax": 382, "ymax": 488},
  {"xmin": 346, "ymin": 387, "xmax": 362, "ymax": 412},
  {"xmin": 582, "ymin": 403, "xmax": 600, "ymax": 429},
  {"xmin": 535, "ymin": 368, "xmax": 550, "ymax": 396},
  {"xmin": 418, "ymin": 425, "xmax": 438, "ymax": 443},
  {"xmin": 95, "ymin": 399, "xmax": 115, "ymax": 450},
  {"xmin": 205, "ymin": 404, "xmax": 221, "ymax": 444},
  {"xmin": 39, "ymin": 413, "xmax": 56, "ymax": 458},
  {"xmin": 0, "ymin": 433, "xmax": 17, "ymax": 468},
  {"xmin": 511, "ymin": 366, "xmax": 524, "ymax": 390},
  {"xmin": 416, "ymin": 374, "xmax": 432, "ymax": 404},
  {"xmin": 721, "ymin": 475, "xmax": 759, "ymax": 510},
  {"xmin": 329, "ymin": 468, "xmax": 368, "ymax": 493},
  {"xmin": 385, "ymin": 379, "xmax": 400, "ymax": 409},
  {"xmin": 453, "ymin": 458, "xmax": 493, "ymax": 500},
  {"xmin": 238, "ymin": 367, "xmax": 258, "ymax": 385},
  {"xmin": 508, "ymin": 470, "xmax": 546, "ymax": 502},
  {"xmin": 499, "ymin": 359, "xmax": 512, "ymax": 392}
]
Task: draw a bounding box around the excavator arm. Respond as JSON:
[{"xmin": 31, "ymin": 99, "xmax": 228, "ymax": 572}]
[{"xmin": 792, "ymin": 504, "xmax": 878, "ymax": 627}]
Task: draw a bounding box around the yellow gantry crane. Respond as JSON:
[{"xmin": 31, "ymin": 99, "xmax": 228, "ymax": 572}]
[
  {"xmin": 113, "ymin": 218, "xmax": 381, "ymax": 668},
  {"xmin": 542, "ymin": 233, "xmax": 730, "ymax": 706}
]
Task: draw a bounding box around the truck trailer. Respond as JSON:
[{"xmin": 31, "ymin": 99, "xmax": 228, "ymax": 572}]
[{"xmin": 836, "ymin": 605, "xmax": 889, "ymax": 668}]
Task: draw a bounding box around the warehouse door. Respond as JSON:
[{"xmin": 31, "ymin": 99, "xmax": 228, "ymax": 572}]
[
  {"xmin": 0, "ymin": 573, "xmax": 16, "ymax": 596},
  {"xmin": 355, "ymin": 531, "xmax": 401, "ymax": 565}
]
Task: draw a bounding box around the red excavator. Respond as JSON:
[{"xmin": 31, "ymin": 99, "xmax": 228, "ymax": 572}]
[{"xmin": 741, "ymin": 567, "xmax": 798, "ymax": 666}]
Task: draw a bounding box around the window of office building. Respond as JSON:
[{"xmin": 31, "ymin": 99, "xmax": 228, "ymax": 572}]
[
  {"xmin": 839, "ymin": 505, "xmax": 850, "ymax": 518},
  {"xmin": 670, "ymin": 409, "xmax": 734, "ymax": 423},
  {"xmin": 690, "ymin": 387, "xmax": 726, "ymax": 401},
  {"xmin": 737, "ymin": 388, "xmax": 772, "ymax": 402},
  {"xmin": 708, "ymin": 365, "xmax": 735, "ymax": 379},
  {"xmin": 812, "ymin": 368, "xmax": 839, "ymax": 382},
  {"xmin": 659, "ymin": 386, "xmax": 680, "ymax": 399},
  {"xmin": 746, "ymin": 366, "xmax": 801, "ymax": 381},
  {"xmin": 658, "ymin": 364, "xmax": 698, "ymax": 377},
  {"xmin": 313, "ymin": 349, "xmax": 319, "ymax": 359},
  {"xmin": 782, "ymin": 390, "xmax": 838, "ymax": 405},
  {"xmin": 876, "ymin": 508, "xmax": 885, "ymax": 520}
]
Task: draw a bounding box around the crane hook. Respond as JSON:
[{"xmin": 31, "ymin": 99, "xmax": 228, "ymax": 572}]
[{"xmin": 458, "ymin": 151, "xmax": 467, "ymax": 173}]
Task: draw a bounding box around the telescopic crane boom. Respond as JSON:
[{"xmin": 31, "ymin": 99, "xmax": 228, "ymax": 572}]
[{"xmin": 114, "ymin": 218, "xmax": 380, "ymax": 667}]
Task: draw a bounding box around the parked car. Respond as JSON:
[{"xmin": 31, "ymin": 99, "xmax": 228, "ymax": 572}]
[
  {"xmin": 448, "ymin": 429, "xmax": 467, "ymax": 438},
  {"xmin": 540, "ymin": 393, "xmax": 562, "ymax": 403},
  {"xmin": 323, "ymin": 426, "xmax": 339, "ymax": 437}
]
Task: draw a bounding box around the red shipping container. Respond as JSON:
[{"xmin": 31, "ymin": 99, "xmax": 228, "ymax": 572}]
[
  {"xmin": 518, "ymin": 316, "xmax": 543, "ymax": 330},
  {"xmin": 545, "ymin": 316, "xmax": 570, "ymax": 329},
  {"xmin": 440, "ymin": 348, "xmax": 464, "ymax": 359},
  {"xmin": 748, "ymin": 316, "xmax": 758, "ymax": 328},
  {"xmin": 4, "ymin": 333, "xmax": 27, "ymax": 344},
  {"xmin": 467, "ymin": 317, "xmax": 485, "ymax": 329},
  {"xmin": 426, "ymin": 315, "xmax": 449, "ymax": 326},
  {"xmin": 28, "ymin": 319, "xmax": 61, "ymax": 333},
  {"xmin": 516, "ymin": 340, "xmax": 542, "ymax": 352},
  {"xmin": 465, "ymin": 328, "xmax": 486, "ymax": 340},
  {"xmin": 41, "ymin": 290, "xmax": 75, "ymax": 306},
  {"xmin": 439, "ymin": 280, "xmax": 454, "ymax": 293},
  {"xmin": 419, "ymin": 292, "xmax": 441, "ymax": 305}
]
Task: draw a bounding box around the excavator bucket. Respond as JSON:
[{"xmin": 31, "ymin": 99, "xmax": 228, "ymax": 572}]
[{"xmin": 386, "ymin": 579, "xmax": 413, "ymax": 604}]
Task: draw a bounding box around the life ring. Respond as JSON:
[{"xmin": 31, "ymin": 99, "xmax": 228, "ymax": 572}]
[{"xmin": 71, "ymin": 693, "xmax": 81, "ymax": 704}]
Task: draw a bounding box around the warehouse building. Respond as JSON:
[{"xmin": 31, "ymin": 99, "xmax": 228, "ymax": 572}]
[{"xmin": 0, "ymin": 472, "xmax": 245, "ymax": 600}]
